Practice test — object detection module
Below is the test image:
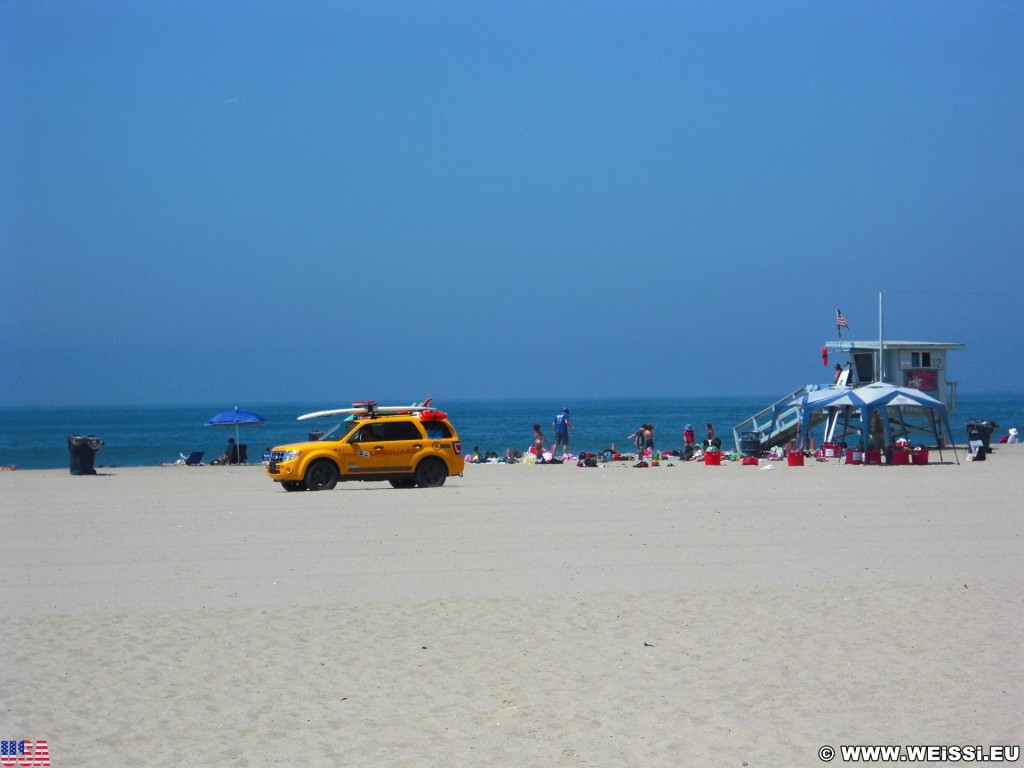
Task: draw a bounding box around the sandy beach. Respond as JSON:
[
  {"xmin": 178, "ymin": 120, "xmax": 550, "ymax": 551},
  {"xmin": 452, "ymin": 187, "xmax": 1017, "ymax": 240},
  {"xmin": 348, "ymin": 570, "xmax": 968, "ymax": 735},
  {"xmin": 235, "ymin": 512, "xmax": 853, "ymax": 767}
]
[{"xmin": 2, "ymin": 447, "xmax": 1021, "ymax": 766}]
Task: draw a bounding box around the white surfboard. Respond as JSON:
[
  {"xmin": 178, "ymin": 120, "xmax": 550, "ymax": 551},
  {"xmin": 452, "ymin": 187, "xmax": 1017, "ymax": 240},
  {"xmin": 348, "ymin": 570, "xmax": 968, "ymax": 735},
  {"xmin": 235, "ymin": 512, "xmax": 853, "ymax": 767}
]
[{"xmin": 297, "ymin": 407, "xmax": 368, "ymax": 421}]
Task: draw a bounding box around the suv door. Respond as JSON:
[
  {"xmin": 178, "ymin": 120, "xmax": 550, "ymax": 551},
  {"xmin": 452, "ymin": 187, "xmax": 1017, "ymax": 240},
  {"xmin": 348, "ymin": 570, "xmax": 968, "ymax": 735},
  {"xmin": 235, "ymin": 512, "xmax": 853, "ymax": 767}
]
[{"xmin": 343, "ymin": 419, "xmax": 425, "ymax": 478}]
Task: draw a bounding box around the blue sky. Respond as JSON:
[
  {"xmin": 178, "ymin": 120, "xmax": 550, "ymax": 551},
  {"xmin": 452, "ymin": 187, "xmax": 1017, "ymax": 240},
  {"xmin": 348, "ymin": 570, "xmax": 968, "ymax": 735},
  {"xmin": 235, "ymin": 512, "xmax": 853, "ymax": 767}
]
[{"xmin": 3, "ymin": 1, "xmax": 1022, "ymax": 406}]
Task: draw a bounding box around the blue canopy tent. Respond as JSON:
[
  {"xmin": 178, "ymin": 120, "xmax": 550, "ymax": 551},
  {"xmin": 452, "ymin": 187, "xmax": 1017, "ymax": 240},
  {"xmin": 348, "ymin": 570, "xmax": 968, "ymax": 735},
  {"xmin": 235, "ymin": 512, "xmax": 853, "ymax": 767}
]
[{"xmin": 778, "ymin": 383, "xmax": 959, "ymax": 464}]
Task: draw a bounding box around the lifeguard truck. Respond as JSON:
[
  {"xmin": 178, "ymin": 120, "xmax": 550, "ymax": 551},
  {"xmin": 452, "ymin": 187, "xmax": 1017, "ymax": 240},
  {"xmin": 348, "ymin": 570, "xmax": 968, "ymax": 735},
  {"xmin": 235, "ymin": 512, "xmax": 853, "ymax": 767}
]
[{"xmin": 265, "ymin": 400, "xmax": 465, "ymax": 491}]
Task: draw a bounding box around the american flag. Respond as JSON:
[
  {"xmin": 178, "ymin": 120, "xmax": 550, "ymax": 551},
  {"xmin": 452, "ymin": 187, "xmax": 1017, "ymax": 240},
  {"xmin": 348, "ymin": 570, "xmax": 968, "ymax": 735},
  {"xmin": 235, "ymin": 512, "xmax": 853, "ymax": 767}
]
[{"xmin": 836, "ymin": 309, "xmax": 849, "ymax": 332}]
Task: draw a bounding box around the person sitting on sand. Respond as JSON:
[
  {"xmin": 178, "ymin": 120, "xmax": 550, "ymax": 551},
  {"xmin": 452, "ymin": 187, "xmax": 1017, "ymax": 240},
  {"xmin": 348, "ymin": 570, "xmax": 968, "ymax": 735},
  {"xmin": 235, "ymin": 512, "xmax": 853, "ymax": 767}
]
[
  {"xmin": 212, "ymin": 437, "xmax": 238, "ymax": 465},
  {"xmin": 683, "ymin": 424, "xmax": 696, "ymax": 460},
  {"xmin": 532, "ymin": 424, "xmax": 546, "ymax": 457}
]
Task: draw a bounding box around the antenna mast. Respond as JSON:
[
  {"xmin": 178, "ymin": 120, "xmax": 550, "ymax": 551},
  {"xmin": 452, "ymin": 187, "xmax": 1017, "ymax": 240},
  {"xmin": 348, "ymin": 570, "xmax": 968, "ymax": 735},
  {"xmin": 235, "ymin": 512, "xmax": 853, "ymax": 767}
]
[{"xmin": 878, "ymin": 290, "xmax": 885, "ymax": 383}]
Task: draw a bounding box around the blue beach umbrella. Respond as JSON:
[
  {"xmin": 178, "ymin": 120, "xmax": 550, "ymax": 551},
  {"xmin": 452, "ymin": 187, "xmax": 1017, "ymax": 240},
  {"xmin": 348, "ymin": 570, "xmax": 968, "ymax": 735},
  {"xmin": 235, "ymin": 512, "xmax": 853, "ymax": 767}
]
[{"xmin": 205, "ymin": 407, "xmax": 267, "ymax": 458}]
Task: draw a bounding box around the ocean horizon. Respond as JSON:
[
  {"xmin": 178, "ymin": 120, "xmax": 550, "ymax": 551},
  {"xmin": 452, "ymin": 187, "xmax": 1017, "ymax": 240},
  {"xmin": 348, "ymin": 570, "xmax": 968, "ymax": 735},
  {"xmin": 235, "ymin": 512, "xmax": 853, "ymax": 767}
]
[{"xmin": 2, "ymin": 392, "xmax": 1022, "ymax": 471}]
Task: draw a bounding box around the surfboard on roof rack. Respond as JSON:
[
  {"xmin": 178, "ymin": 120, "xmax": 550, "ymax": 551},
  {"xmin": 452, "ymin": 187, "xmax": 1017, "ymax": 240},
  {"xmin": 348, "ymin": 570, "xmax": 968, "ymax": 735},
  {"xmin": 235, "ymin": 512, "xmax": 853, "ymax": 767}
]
[{"xmin": 297, "ymin": 398, "xmax": 434, "ymax": 421}]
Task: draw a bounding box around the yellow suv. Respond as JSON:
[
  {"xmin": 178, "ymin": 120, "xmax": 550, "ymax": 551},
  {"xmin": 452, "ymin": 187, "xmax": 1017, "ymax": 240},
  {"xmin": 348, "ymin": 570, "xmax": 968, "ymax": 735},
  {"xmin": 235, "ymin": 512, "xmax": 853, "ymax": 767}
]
[{"xmin": 265, "ymin": 401, "xmax": 465, "ymax": 491}]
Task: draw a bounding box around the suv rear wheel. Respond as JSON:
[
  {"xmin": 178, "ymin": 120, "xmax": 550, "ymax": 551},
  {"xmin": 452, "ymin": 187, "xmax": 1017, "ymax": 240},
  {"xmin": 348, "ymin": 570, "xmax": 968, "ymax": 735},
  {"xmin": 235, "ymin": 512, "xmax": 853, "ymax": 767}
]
[
  {"xmin": 414, "ymin": 457, "xmax": 448, "ymax": 488},
  {"xmin": 305, "ymin": 459, "xmax": 339, "ymax": 491}
]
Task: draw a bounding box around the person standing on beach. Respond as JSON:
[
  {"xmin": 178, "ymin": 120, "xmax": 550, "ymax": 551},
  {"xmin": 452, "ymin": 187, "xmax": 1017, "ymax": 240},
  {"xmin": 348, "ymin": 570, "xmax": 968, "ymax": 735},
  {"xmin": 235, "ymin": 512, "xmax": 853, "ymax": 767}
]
[
  {"xmin": 704, "ymin": 423, "xmax": 718, "ymax": 449},
  {"xmin": 552, "ymin": 408, "xmax": 574, "ymax": 459},
  {"xmin": 628, "ymin": 424, "xmax": 645, "ymax": 457},
  {"xmin": 630, "ymin": 424, "xmax": 654, "ymax": 457}
]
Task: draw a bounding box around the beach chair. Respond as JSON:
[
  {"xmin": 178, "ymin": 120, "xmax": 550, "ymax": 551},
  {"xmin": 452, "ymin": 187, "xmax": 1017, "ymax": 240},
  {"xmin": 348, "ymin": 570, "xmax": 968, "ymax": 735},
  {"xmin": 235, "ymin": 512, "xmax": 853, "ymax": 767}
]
[{"xmin": 184, "ymin": 451, "xmax": 205, "ymax": 466}]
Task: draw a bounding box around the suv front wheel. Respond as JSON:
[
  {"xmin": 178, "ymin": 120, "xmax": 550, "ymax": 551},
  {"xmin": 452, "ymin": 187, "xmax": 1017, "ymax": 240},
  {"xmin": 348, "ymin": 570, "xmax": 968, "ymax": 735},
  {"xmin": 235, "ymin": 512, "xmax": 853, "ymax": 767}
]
[
  {"xmin": 414, "ymin": 457, "xmax": 448, "ymax": 488},
  {"xmin": 305, "ymin": 459, "xmax": 339, "ymax": 491}
]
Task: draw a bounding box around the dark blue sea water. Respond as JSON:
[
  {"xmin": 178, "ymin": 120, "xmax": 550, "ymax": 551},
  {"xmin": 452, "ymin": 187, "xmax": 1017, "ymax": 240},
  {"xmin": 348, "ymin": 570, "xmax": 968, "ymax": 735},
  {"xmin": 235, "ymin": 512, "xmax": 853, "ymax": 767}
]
[{"xmin": 1, "ymin": 394, "xmax": 1021, "ymax": 470}]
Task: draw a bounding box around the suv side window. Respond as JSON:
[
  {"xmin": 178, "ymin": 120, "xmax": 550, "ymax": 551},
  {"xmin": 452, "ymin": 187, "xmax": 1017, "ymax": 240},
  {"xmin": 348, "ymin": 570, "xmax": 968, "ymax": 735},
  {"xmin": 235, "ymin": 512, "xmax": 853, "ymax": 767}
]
[
  {"xmin": 351, "ymin": 424, "xmax": 381, "ymax": 442},
  {"xmin": 381, "ymin": 421, "xmax": 424, "ymax": 441},
  {"xmin": 423, "ymin": 421, "xmax": 452, "ymax": 440}
]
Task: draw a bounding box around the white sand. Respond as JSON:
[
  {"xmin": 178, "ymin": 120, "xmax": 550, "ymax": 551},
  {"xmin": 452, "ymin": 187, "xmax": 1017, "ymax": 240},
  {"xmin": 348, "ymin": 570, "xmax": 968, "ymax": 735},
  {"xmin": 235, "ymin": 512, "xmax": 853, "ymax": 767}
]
[{"xmin": 2, "ymin": 447, "xmax": 1021, "ymax": 766}]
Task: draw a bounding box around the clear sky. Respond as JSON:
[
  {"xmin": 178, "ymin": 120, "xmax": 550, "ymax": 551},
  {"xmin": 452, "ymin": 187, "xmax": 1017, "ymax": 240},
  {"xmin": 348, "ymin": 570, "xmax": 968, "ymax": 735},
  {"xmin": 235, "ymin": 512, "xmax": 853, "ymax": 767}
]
[{"xmin": 3, "ymin": 1, "xmax": 1022, "ymax": 407}]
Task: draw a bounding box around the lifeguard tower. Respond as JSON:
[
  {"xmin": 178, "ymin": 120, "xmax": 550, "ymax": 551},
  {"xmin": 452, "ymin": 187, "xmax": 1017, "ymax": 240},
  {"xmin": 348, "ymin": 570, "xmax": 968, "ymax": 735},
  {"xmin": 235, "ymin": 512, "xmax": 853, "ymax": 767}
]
[{"xmin": 732, "ymin": 339, "xmax": 964, "ymax": 453}]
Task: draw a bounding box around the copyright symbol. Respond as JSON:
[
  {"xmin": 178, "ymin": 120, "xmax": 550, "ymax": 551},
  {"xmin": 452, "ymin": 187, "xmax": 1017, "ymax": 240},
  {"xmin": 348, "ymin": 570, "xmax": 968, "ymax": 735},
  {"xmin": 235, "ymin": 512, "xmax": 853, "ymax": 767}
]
[{"xmin": 818, "ymin": 745, "xmax": 835, "ymax": 762}]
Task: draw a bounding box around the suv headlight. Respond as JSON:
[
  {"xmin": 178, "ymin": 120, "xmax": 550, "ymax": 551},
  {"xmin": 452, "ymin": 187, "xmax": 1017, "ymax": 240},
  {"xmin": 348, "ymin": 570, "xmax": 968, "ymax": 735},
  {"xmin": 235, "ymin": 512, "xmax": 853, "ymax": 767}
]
[{"xmin": 280, "ymin": 450, "xmax": 302, "ymax": 462}]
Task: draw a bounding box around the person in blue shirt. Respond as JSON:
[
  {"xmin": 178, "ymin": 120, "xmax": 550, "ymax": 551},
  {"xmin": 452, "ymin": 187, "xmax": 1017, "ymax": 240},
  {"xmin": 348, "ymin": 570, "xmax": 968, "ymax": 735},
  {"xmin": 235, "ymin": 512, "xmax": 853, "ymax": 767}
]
[{"xmin": 552, "ymin": 407, "xmax": 575, "ymax": 459}]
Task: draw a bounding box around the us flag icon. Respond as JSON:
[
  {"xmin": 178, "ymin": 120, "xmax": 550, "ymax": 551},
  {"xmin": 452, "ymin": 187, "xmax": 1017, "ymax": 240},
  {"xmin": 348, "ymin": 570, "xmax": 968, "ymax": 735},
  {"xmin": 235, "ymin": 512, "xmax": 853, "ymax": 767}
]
[{"xmin": 0, "ymin": 740, "xmax": 50, "ymax": 766}]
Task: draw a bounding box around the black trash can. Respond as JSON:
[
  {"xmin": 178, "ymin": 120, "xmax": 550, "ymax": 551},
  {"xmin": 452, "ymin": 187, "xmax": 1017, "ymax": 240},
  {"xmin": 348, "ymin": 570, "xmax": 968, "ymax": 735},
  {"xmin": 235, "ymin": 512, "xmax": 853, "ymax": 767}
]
[
  {"xmin": 966, "ymin": 419, "xmax": 998, "ymax": 454},
  {"xmin": 68, "ymin": 435, "xmax": 103, "ymax": 475},
  {"xmin": 739, "ymin": 431, "xmax": 762, "ymax": 456}
]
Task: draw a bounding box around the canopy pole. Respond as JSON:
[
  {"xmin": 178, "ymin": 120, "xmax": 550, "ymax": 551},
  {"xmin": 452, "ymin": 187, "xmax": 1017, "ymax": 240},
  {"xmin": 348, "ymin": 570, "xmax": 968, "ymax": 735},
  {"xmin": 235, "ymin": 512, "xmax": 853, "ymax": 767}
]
[{"xmin": 930, "ymin": 409, "xmax": 943, "ymax": 463}]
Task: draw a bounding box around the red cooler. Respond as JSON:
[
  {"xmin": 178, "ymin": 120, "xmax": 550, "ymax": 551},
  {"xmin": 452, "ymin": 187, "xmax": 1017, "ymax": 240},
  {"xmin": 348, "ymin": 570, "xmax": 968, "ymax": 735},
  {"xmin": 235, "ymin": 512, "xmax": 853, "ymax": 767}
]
[
  {"xmin": 823, "ymin": 442, "xmax": 841, "ymax": 458},
  {"xmin": 890, "ymin": 450, "xmax": 910, "ymax": 466},
  {"xmin": 864, "ymin": 449, "xmax": 882, "ymax": 465},
  {"xmin": 787, "ymin": 452, "xmax": 804, "ymax": 467},
  {"xmin": 912, "ymin": 449, "xmax": 929, "ymax": 465},
  {"xmin": 704, "ymin": 451, "xmax": 721, "ymax": 466},
  {"xmin": 845, "ymin": 450, "xmax": 863, "ymax": 465}
]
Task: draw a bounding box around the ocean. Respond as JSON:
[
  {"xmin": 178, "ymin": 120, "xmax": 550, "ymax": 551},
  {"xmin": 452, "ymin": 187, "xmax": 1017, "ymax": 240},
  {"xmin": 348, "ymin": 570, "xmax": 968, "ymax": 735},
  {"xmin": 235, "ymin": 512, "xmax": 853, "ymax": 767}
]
[{"xmin": 2, "ymin": 393, "xmax": 1022, "ymax": 470}]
